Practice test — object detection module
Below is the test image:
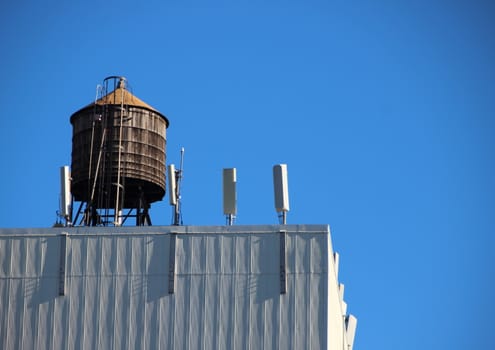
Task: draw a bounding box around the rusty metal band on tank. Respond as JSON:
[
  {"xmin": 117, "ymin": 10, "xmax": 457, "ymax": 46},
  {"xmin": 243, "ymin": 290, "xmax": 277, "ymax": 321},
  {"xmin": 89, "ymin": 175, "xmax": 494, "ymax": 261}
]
[{"xmin": 70, "ymin": 76, "xmax": 169, "ymax": 225}]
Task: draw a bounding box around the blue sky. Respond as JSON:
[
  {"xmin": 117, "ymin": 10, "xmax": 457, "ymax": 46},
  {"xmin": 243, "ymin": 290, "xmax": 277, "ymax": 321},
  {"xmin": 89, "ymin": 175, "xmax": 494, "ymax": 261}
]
[{"xmin": 1, "ymin": 0, "xmax": 494, "ymax": 348}]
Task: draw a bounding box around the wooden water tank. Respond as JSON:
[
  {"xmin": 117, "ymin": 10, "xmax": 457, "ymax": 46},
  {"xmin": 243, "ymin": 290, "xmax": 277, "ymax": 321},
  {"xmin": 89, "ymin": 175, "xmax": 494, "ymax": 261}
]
[{"xmin": 70, "ymin": 77, "xmax": 169, "ymax": 208}]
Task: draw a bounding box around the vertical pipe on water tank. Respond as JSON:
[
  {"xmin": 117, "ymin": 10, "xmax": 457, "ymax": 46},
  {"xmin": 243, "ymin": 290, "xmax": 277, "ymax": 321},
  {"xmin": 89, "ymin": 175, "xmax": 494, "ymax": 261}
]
[
  {"xmin": 114, "ymin": 78, "xmax": 126, "ymax": 226},
  {"xmin": 87, "ymin": 84, "xmax": 102, "ymax": 203}
]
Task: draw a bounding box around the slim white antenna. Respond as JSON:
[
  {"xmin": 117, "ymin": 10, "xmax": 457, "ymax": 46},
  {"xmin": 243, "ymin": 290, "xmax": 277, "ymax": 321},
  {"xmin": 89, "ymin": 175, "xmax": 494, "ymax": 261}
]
[
  {"xmin": 167, "ymin": 164, "xmax": 177, "ymax": 205},
  {"xmin": 170, "ymin": 147, "xmax": 185, "ymax": 225},
  {"xmin": 273, "ymin": 164, "xmax": 289, "ymax": 224},
  {"xmin": 60, "ymin": 166, "xmax": 72, "ymax": 226},
  {"xmin": 346, "ymin": 314, "xmax": 358, "ymax": 349},
  {"xmin": 223, "ymin": 168, "xmax": 237, "ymax": 225}
]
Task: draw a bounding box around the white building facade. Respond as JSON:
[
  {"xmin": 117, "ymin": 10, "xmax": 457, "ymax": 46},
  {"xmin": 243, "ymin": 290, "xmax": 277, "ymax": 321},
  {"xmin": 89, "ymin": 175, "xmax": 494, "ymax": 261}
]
[{"xmin": 0, "ymin": 225, "xmax": 356, "ymax": 349}]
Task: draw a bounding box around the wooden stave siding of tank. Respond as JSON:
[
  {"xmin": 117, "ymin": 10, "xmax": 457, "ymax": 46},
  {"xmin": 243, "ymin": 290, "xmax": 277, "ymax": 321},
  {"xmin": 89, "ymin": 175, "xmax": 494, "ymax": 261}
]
[{"xmin": 70, "ymin": 104, "xmax": 167, "ymax": 207}]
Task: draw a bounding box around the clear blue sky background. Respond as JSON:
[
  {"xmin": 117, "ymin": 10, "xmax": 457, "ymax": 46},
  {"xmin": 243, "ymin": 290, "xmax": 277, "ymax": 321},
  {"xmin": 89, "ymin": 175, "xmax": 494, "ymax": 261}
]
[{"xmin": 1, "ymin": 0, "xmax": 494, "ymax": 348}]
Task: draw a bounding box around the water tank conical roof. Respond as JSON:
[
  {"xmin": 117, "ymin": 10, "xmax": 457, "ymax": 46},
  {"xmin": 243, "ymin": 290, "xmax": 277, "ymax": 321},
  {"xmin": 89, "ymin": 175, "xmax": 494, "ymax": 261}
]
[{"xmin": 71, "ymin": 77, "xmax": 169, "ymax": 126}]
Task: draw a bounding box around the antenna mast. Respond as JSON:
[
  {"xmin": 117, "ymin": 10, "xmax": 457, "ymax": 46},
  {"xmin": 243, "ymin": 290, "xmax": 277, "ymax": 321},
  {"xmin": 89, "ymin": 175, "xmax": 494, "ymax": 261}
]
[
  {"xmin": 223, "ymin": 168, "xmax": 237, "ymax": 225},
  {"xmin": 58, "ymin": 166, "xmax": 72, "ymax": 226},
  {"xmin": 273, "ymin": 164, "xmax": 290, "ymax": 225},
  {"xmin": 168, "ymin": 147, "xmax": 185, "ymax": 225}
]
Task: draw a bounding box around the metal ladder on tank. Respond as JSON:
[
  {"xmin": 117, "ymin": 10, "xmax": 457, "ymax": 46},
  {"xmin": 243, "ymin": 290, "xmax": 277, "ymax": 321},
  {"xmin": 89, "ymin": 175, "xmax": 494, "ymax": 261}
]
[{"xmin": 84, "ymin": 77, "xmax": 127, "ymax": 226}]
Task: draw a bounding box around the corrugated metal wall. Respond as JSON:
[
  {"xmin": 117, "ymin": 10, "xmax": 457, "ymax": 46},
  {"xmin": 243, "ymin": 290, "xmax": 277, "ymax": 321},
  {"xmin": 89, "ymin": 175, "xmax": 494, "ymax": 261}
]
[{"xmin": 0, "ymin": 225, "xmax": 349, "ymax": 350}]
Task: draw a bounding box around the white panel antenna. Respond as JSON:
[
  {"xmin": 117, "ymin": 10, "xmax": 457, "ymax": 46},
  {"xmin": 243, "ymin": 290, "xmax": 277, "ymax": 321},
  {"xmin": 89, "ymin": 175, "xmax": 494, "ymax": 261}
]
[
  {"xmin": 334, "ymin": 252, "xmax": 340, "ymax": 280},
  {"xmin": 168, "ymin": 164, "xmax": 177, "ymax": 205},
  {"xmin": 59, "ymin": 166, "xmax": 72, "ymax": 225},
  {"xmin": 169, "ymin": 147, "xmax": 185, "ymax": 225},
  {"xmin": 273, "ymin": 164, "xmax": 289, "ymax": 224},
  {"xmin": 223, "ymin": 168, "xmax": 237, "ymax": 225},
  {"xmin": 346, "ymin": 314, "xmax": 358, "ymax": 349},
  {"xmin": 339, "ymin": 283, "xmax": 345, "ymax": 302}
]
